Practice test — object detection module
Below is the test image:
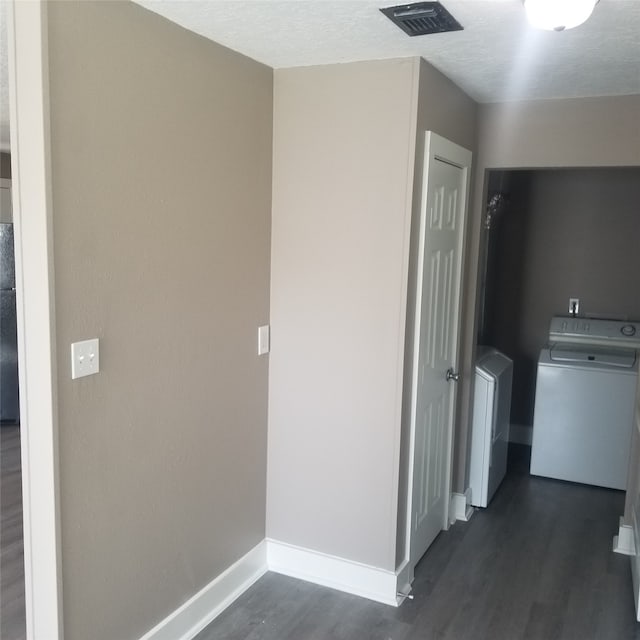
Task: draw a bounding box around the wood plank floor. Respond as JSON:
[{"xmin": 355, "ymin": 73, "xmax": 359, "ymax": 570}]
[
  {"xmin": 0, "ymin": 425, "xmax": 26, "ymax": 640},
  {"xmin": 2, "ymin": 442, "xmax": 638, "ymax": 639},
  {"xmin": 196, "ymin": 446, "xmax": 640, "ymax": 640}
]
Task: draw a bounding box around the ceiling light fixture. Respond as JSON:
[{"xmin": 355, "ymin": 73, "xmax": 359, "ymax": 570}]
[{"xmin": 524, "ymin": 0, "xmax": 598, "ymax": 31}]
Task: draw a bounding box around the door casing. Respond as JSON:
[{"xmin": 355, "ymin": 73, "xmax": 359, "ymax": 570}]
[{"xmin": 7, "ymin": 0, "xmax": 63, "ymax": 637}]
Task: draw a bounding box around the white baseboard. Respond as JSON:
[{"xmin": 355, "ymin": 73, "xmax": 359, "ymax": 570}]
[
  {"xmin": 613, "ymin": 516, "xmax": 636, "ymax": 556},
  {"xmin": 266, "ymin": 539, "xmax": 399, "ymax": 606},
  {"xmin": 450, "ymin": 489, "xmax": 474, "ymax": 523},
  {"xmin": 509, "ymin": 424, "xmax": 532, "ymax": 446},
  {"xmin": 139, "ymin": 541, "xmax": 267, "ymax": 640},
  {"xmin": 140, "ymin": 536, "xmax": 416, "ymax": 639}
]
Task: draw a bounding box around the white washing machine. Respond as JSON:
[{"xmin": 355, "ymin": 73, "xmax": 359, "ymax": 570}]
[{"xmin": 530, "ymin": 316, "xmax": 640, "ymax": 490}]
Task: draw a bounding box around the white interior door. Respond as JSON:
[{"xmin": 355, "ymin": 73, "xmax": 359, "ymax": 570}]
[
  {"xmin": 629, "ymin": 379, "xmax": 640, "ymax": 620},
  {"xmin": 409, "ymin": 132, "xmax": 471, "ymax": 569}
]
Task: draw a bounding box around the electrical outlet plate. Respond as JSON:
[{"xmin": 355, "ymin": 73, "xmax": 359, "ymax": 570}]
[
  {"xmin": 569, "ymin": 298, "xmax": 580, "ymax": 315},
  {"xmin": 71, "ymin": 339, "xmax": 100, "ymax": 379}
]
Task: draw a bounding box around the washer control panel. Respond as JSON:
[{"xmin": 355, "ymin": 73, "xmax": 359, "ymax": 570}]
[{"xmin": 548, "ymin": 316, "xmax": 640, "ymax": 349}]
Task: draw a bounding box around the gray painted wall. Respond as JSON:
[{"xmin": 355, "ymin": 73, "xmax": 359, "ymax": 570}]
[
  {"xmin": 47, "ymin": 3, "xmax": 272, "ymax": 639},
  {"xmin": 485, "ymin": 168, "xmax": 640, "ymax": 427}
]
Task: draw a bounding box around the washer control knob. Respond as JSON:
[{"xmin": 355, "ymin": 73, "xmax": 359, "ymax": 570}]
[{"xmin": 621, "ymin": 325, "xmax": 636, "ymax": 337}]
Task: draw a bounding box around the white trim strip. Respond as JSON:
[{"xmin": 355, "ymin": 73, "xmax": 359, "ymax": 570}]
[
  {"xmin": 266, "ymin": 539, "xmax": 400, "ymax": 607},
  {"xmin": 9, "ymin": 1, "xmax": 63, "ymax": 636},
  {"xmin": 450, "ymin": 490, "xmax": 474, "ymax": 523},
  {"xmin": 613, "ymin": 517, "xmax": 635, "ymax": 556},
  {"xmin": 138, "ymin": 538, "xmax": 412, "ymax": 639},
  {"xmin": 139, "ymin": 542, "xmax": 268, "ymax": 640}
]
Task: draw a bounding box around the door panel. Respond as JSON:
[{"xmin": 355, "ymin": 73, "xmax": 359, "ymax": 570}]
[{"xmin": 409, "ymin": 133, "xmax": 471, "ymax": 570}]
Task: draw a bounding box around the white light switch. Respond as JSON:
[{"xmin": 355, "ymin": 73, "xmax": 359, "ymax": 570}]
[
  {"xmin": 258, "ymin": 325, "xmax": 270, "ymax": 355},
  {"xmin": 71, "ymin": 339, "xmax": 100, "ymax": 379}
]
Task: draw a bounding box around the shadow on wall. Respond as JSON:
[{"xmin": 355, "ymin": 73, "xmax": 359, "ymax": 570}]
[{"xmin": 482, "ymin": 170, "xmax": 533, "ymax": 425}]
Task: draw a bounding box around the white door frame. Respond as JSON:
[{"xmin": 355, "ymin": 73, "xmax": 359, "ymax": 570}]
[
  {"xmin": 403, "ymin": 131, "xmax": 472, "ymax": 576},
  {"xmin": 8, "ymin": 1, "xmax": 63, "ymax": 636}
]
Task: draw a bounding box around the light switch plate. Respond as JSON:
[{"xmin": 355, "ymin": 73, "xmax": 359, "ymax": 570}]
[
  {"xmin": 71, "ymin": 339, "xmax": 100, "ymax": 379},
  {"xmin": 258, "ymin": 325, "xmax": 270, "ymax": 355}
]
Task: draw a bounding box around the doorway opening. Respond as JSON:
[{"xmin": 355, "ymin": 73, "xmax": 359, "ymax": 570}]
[{"xmin": 477, "ymin": 166, "xmax": 640, "ymax": 458}]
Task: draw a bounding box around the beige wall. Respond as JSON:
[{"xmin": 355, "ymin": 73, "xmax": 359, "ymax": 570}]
[
  {"xmin": 41, "ymin": 3, "xmax": 640, "ymax": 627},
  {"xmin": 476, "ymin": 96, "xmax": 640, "ymax": 170},
  {"xmin": 268, "ymin": 58, "xmax": 419, "ymax": 571},
  {"xmin": 458, "ymin": 95, "xmax": 640, "ymax": 493},
  {"xmin": 47, "ymin": 3, "xmax": 272, "ymax": 639},
  {"xmin": 268, "ymin": 56, "xmax": 477, "ymax": 573},
  {"xmin": 396, "ymin": 58, "xmax": 477, "ymax": 566}
]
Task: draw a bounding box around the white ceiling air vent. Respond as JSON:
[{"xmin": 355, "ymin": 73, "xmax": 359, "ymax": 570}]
[{"xmin": 380, "ymin": 2, "xmax": 463, "ymax": 36}]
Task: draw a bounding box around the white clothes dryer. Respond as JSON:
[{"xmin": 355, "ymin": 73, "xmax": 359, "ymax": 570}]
[{"xmin": 469, "ymin": 347, "xmax": 513, "ymax": 507}]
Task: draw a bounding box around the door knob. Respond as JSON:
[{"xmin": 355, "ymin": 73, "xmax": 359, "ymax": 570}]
[{"xmin": 446, "ymin": 368, "xmax": 460, "ymax": 382}]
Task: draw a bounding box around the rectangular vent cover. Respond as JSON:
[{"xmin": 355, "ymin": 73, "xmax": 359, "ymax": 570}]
[{"xmin": 380, "ymin": 2, "xmax": 463, "ymax": 36}]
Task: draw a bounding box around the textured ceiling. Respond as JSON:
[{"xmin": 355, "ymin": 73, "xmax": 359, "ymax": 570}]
[
  {"xmin": 1, "ymin": 0, "xmax": 639, "ymax": 150},
  {"xmin": 132, "ymin": 0, "xmax": 640, "ymax": 103}
]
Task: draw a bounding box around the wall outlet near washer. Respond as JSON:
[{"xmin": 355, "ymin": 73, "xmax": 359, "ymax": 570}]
[{"xmin": 569, "ymin": 298, "xmax": 580, "ymax": 316}]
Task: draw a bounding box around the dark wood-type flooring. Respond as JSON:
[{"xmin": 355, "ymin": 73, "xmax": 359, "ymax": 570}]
[
  {"xmin": 0, "ymin": 425, "xmax": 26, "ymax": 640},
  {"xmin": 2, "ymin": 442, "xmax": 639, "ymax": 639},
  {"xmin": 196, "ymin": 446, "xmax": 640, "ymax": 640}
]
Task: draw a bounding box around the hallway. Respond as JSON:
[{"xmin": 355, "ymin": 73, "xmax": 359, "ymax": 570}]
[
  {"xmin": 196, "ymin": 447, "xmax": 639, "ymax": 640},
  {"xmin": 2, "ymin": 440, "xmax": 638, "ymax": 639}
]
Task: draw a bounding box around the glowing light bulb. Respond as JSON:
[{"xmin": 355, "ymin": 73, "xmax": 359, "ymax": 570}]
[{"xmin": 524, "ymin": 0, "xmax": 597, "ymax": 31}]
